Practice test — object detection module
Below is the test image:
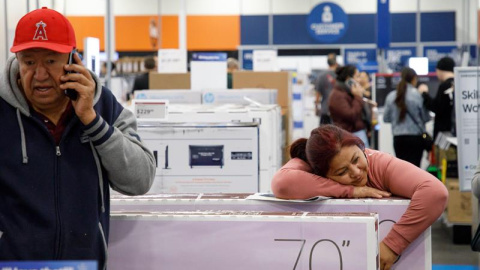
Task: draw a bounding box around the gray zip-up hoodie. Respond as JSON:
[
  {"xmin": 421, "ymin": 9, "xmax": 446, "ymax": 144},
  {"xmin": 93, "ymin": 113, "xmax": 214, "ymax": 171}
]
[{"xmin": 0, "ymin": 56, "xmax": 156, "ymax": 268}]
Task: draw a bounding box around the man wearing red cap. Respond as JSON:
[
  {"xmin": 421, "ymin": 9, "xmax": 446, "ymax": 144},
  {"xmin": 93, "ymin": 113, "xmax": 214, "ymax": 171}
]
[{"xmin": 0, "ymin": 7, "xmax": 156, "ymax": 268}]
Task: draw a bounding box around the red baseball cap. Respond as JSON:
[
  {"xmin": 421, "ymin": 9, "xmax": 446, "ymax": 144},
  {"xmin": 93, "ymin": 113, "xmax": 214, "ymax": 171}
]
[{"xmin": 10, "ymin": 7, "xmax": 76, "ymax": 53}]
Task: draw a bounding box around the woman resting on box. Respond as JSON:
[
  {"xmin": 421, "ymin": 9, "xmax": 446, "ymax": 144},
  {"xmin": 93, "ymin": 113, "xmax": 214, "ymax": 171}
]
[{"xmin": 271, "ymin": 124, "xmax": 447, "ymax": 270}]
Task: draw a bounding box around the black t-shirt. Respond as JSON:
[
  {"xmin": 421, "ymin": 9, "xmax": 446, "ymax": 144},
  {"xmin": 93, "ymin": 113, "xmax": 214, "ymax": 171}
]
[
  {"xmin": 422, "ymin": 77, "xmax": 454, "ymax": 138},
  {"xmin": 132, "ymin": 72, "xmax": 150, "ymax": 92}
]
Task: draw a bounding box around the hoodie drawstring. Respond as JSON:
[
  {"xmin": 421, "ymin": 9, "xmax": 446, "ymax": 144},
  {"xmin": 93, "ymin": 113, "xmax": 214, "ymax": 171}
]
[
  {"xmin": 89, "ymin": 141, "xmax": 105, "ymax": 213},
  {"xmin": 16, "ymin": 108, "xmax": 28, "ymax": 164}
]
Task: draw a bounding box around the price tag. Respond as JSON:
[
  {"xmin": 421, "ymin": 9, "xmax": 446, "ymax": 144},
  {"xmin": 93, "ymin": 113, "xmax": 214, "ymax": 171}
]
[{"xmin": 133, "ymin": 99, "xmax": 168, "ymax": 121}]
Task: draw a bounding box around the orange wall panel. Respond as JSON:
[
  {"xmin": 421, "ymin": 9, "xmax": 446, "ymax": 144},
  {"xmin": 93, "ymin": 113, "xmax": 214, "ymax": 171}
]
[
  {"xmin": 187, "ymin": 16, "xmax": 240, "ymax": 51},
  {"xmin": 161, "ymin": 16, "xmax": 179, "ymax": 49},
  {"xmin": 68, "ymin": 15, "xmax": 236, "ymax": 52},
  {"xmin": 67, "ymin": 16, "xmax": 104, "ymax": 52},
  {"xmin": 116, "ymin": 16, "xmax": 179, "ymax": 51},
  {"xmin": 116, "ymin": 16, "xmax": 156, "ymax": 51}
]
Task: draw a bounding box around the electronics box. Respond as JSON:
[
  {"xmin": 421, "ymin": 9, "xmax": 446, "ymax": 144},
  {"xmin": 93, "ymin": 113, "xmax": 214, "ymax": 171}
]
[
  {"xmin": 110, "ymin": 194, "xmax": 431, "ymax": 270},
  {"xmin": 108, "ymin": 210, "xmax": 379, "ymax": 270},
  {"xmin": 133, "ymin": 89, "xmax": 202, "ymax": 104},
  {"xmin": 201, "ymin": 89, "xmax": 278, "ymax": 105},
  {"xmin": 159, "ymin": 104, "xmax": 283, "ymax": 193},
  {"xmin": 136, "ymin": 123, "xmax": 259, "ymax": 193}
]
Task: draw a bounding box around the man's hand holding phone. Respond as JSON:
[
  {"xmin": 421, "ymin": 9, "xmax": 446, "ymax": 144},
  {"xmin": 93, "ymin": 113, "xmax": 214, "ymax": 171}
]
[{"xmin": 61, "ymin": 49, "xmax": 97, "ymax": 125}]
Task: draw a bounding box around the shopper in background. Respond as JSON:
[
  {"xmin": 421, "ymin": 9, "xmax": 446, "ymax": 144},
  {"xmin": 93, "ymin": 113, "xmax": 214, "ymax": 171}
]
[
  {"xmin": 100, "ymin": 61, "xmax": 117, "ymax": 77},
  {"xmin": 227, "ymin": 57, "xmax": 239, "ymax": 89},
  {"xmin": 383, "ymin": 67, "xmax": 430, "ymax": 167},
  {"xmin": 0, "ymin": 7, "xmax": 155, "ymax": 267},
  {"xmin": 271, "ymin": 124, "xmax": 448, "ymax": 270},
  {"xmin": 328, "ymin": 64, "xmax": 370, "ymax": 147},
  {"xmin": 418, "ymin": 56, "xmax": 456, "ymax": 139},
  {"xmin": 358, "ymin": 71, "xmax": 372, "ymax": 99},
  {"xmin": 314, "ymin": 53, "xmax": 338, "ymax": 125},
  {"xmin": 132, "ymin": 56, "xmax": 157, "ymax": 94}
]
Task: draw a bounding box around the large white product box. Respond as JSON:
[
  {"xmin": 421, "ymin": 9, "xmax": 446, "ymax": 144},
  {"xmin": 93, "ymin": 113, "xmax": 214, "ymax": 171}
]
[
  {"xmin": 201, "ymin": 89, "xmax": 278, "ymax": 105},
  {"xmin": 110, "ymin": 194, "xmax": 431, "ymax": 270},
  {"xmin": 161, "ymin": 104, "xmax": 283, "ymax": 193},
  {"xmin": 137, "ymin": 123, "xmax": 259, "ymax": 193},
  {"xmin": 133, "ymin": 89, "xmax": 202, "ymax": 104},
  {"xmin": 108, "ymin": 211, "xmax": 379, "ymax": 270}
]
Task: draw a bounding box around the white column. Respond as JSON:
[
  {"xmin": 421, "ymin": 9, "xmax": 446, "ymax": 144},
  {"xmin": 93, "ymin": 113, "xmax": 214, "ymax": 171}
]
[{"xmin": 178, "ymin": 0, "xmax": 186, "ymax": 50}]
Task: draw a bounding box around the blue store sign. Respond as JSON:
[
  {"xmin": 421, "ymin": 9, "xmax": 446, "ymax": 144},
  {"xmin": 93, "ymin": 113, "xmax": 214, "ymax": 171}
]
[
  {"xmin": 344, "ymin": 48, "xmax": 378, "ymax": 73},
  {"xmin": 242, "ymin": 50, "xmax": 253, "ymax": 70},
  {"xmin": 423, "ymin": 46, "xmax": 459, "ymax": 72},
  {"xmin": 307, "ymin": 2, "xmax": 348, "ymax": 43}
]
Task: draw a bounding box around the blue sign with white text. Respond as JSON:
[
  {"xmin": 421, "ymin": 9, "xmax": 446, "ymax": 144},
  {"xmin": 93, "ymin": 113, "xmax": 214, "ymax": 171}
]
[
  {"xmin": 192, "ymin": 52, "xmax": 227, "ymax": 62},
  {"xmin": 242, "ymin": 50, "xmax": 253, "ymax": 70},
  {"xmin": 0, "ymin": 261, "xmax": 97, "ymax": 270},
  {"xmin": 307, "ymin": 2, "xmax": 348, "ymax": 43},
  {"xmin": 423, "ymin": 46, "xmax": 459, "ymax": 72},
  {"xmin": 345, "ymin": 48, "xmax": 377, "ymax": 72},
  {"xmin": 385, "ymin": 47, "xmax": 416, "ymax": 72}
]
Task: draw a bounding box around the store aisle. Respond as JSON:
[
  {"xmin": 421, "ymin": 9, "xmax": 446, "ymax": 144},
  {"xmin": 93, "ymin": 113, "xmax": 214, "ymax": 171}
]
[{"xmin": 432, "ymin": 219, "xmax": 478, "ymax": 269}]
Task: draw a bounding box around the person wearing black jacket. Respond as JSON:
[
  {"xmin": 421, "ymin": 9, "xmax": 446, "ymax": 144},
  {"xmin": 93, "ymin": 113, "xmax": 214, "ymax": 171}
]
[{"xmin": 418, "ymin": 56, "xmax": 455, "ymax": 139}]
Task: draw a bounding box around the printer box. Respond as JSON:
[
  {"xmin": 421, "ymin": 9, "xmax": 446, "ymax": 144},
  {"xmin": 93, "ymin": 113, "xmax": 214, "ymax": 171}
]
[
  {"xmin": 111, "ymin": 194, "xmax": 431, "ymax": 270},
  {"xmin": 108, "ymin": 211, "xmax": 379, "ymax": 270},
  {"xmin": 133, "ymin": 89, "xmax": 202, "ymax": 104},
  {"xmin": 137, "ymin": 123, "xmax": 259, "ymax": 193},
  {"xmin": 201, "ymin": 89, "xmax": 278, "ymax": 105}
]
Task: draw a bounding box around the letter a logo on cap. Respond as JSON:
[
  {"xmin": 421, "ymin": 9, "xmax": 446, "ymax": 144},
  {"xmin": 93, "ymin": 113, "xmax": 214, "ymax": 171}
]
[{"xmin": 33, "ymin": 21, "xmax": 48, "ymax": 40}]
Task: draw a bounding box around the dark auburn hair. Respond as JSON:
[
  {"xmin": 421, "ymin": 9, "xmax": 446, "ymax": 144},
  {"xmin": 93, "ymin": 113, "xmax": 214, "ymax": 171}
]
[
  {"xmin": 335, "ymin": 65, "xmax": 357, "ymax": 82},
  {"xmin": 289, "ymin": 124, "xmax": 365, "ymax": 176},
  {"xmin": 395, "ymin": 67, "xmax": 417, "ymax": 121}
]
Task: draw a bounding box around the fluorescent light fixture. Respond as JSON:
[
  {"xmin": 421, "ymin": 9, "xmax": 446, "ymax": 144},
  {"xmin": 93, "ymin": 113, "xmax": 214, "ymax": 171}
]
[{"xmin": 408, "ymin": 57, "xmax": 429, "ymax": 75}]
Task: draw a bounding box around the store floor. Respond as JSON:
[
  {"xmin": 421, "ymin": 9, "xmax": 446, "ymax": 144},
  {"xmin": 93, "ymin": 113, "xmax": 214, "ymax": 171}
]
[{"xmin": 432, "ymin": 219, "xmax": 478, "ymax": 269}]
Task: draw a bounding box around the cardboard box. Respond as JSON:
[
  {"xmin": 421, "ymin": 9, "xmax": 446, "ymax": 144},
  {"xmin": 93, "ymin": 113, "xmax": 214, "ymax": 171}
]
[
  {"xmin": 232, "ymin": 71, "xmax": 292, "ymax": 109},
  {"xmin": 111, "ymin": 194, "xmax": 431, "ymax": 269},
  {"xmin": 149, "ymin": 72, "xmax": 191, "ymax": 89},
  {"xmin": 136, "ymin": 123, "xmax": 259, "ymax": 193},
  {"xmin": 147, "ymin": 104, "xmax": 283, "ymax": 193},
  {"xmin": 446, "ymin": 178, "xmax": 472, "ymax": 224},
  {"xmin": 201, "ymin": 89, "xmax": 278, "ymax": 105},
  {"xmin": 133, "ymin": 90, "xmax": 202, "ymax": 104},
  {"xmin": 108, "ymin": 211, "xmax": 379, "ymax": 270}
]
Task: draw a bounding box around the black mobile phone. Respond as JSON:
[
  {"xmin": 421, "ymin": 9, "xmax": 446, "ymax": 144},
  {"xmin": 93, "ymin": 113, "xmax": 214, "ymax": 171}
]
[
  {"xmin": 64, "ymin": 49, "xmax": 78, "ymax": 100},
  {"xmin": 346, "ymin": 78, "xmax": 355, "ymax": 88}
]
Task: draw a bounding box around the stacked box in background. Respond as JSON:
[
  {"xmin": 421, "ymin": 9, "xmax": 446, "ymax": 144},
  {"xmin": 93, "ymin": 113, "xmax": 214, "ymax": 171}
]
[
  {"xmin": 233, "ymin": 71, "xmax": 293, "ymax": 163},
  {"xmin": 132, "ymin": 103, "xmax": 283, "ymax": 193},
  {"xmin": 446, "ymin": 178, "xmax": 472, "ymax": 224}
]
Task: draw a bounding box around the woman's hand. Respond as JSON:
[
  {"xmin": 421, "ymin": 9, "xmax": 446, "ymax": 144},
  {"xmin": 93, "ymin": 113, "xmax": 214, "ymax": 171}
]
[
  {"xmin": 352, "ymin": 186, "xmax": 391, "ymax": 198},
  {"xmin": 380, "ymin": 241, "xmax": 399, "ymax": 270},
  {"xmin": 418, "ymin": 83, "xmax": 429, "ymax": 94}
]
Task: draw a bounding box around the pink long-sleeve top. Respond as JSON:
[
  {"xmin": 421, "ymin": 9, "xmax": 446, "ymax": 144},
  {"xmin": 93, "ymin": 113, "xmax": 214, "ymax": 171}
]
[{"xmin": 271, "ymin": 148, "xmax": 448, "ymax": 255}]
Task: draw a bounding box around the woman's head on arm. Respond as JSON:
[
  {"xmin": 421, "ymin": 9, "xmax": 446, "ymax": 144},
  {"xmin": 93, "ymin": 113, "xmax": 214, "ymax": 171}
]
[{"xmin": 290, "ymin": 125, "xmax": 367, "ymax": 186}]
